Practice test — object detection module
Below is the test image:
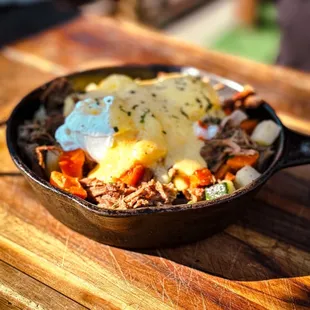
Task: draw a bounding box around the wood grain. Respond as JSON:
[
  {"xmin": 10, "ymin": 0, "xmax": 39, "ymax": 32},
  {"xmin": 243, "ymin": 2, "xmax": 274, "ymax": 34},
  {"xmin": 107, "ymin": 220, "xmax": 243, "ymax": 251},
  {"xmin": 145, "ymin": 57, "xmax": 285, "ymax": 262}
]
[
  {"xmin": 1, "ymin": 15, "xmax": 310, "ymax": 309},
  {"xmin": 0, "ymin": 260, "xmax": 86, "ymax": 310}
]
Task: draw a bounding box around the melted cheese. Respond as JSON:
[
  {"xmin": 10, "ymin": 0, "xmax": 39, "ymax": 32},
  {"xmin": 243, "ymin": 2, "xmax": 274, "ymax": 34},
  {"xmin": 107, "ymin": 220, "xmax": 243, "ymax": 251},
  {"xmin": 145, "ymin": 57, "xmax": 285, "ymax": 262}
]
[{"xmin": 86, "ymin": 74, "xmax": 223, "ymax": 183}]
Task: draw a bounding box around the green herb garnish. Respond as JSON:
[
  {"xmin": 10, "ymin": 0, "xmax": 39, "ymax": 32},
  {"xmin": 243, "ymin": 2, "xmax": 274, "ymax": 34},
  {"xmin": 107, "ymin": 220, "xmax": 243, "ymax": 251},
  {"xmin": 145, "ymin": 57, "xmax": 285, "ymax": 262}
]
[
  {"xmin": 120, "ymin": 105, "xmax": 131, "ymax": 116},
  {"xmin": 202, "ymin": 94, "xmax": 212, "ymax": 111},
  {"xmin": 180, "ymin": 107, "xmax": 189, "ymax": 119},
  {"xmin": 226, "ymin": 154, "xmax": 235, "ymax": 160},
  {"xmin": 140, "ymin": 109, "xmax": 150, "ymax": 123}
]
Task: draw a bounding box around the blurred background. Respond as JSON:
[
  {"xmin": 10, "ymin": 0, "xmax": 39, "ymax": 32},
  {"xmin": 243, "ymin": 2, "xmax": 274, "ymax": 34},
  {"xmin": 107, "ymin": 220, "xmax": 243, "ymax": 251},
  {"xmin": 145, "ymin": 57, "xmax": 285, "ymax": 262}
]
[{"xmin": 0, "ymin": 0, "xmax": 281, "ymax": 65}]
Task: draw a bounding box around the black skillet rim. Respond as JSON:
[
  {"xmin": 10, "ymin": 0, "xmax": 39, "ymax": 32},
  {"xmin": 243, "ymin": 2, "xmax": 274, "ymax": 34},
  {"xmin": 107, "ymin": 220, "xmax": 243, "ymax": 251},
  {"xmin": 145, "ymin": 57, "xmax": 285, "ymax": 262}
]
[{"xmin": 6, "ymin": 64, "xmax": 285, "ymax": 217}]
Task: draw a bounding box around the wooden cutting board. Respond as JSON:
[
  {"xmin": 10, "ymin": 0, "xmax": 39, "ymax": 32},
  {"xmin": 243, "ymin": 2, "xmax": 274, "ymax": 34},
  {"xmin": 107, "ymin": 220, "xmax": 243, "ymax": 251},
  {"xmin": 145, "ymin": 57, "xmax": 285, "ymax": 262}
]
[{"xmin": 0, "ymin": 16, "xmax": 310, "ymax": 310}]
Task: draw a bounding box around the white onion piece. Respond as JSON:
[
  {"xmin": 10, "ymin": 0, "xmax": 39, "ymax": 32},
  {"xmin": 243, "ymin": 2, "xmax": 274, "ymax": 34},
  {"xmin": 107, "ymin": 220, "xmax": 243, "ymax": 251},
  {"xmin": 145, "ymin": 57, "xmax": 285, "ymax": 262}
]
[
  {"xmin": 221, "ymin": 110, "xmax": 248, "ymax": 128},
  {"xmin": 234, "ymin": 166, "xmax": 261, "ymax": 189},
  {"xmin": 193, "ymin": 122, "xmax": 219, "ymax": 140},
  {"xmin": 55, "ymin": 96, "xmax": 115, "ymax": 162},
  {"xmin": 45, "ymin": 149, "xmax": 61, "ymax": 177},
  {"xmin": 251, "ymin": 120, "xmax": 281, "ymax": 146}
]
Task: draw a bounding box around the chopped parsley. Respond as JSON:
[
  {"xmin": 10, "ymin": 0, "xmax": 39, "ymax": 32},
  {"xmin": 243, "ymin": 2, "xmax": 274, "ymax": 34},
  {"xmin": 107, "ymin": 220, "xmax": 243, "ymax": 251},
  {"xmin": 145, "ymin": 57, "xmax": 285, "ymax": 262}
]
[
  {"xmin": 129, "ymin": 90, "xmax": 136, "ymax": 94},
  {"xmin": 205, "ymin": 103, "xmax": 212, "ymax": 112},
  {"xmin": 140, "ymin": 109, "xmax": 150, "ymax": 123},
  {"xmin": 132, "ymin": 104, "xmax": 139, "ymax": 110},
  {"xmin": 202, "ymin": 94, "xmax": 213, "ymax": 111},
  {"xmin": 162, "ymin": 130, "xmax": 167, "ymax": 135},
  {"xmin": 113, "ymin": 126, "xmax": 119, "ymax": 132},
  {"xmin": 195, "ymin": 97, "xmax": 203, "ymax": 108},
  {"xmin": 180, "ymin": 107, "xmax": 189, "ymax": 119},
  {"xmin": 226, "ymin": 154, "xmax": 235, "ymax": 160},
  {"xmin": 151, "ymin": 93, "xmax": 157, "ymax": 98},
  {"xmin": 119, "ymin": 105, "xmax": 131, "ymax": 116}
]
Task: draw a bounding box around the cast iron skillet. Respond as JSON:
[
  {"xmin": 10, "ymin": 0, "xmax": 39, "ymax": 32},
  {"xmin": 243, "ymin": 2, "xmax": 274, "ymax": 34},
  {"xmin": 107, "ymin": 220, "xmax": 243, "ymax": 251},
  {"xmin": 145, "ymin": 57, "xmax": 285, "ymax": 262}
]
[{"xmin": 6, "ymin": 65, "xmax": 310, "ymax": 248}]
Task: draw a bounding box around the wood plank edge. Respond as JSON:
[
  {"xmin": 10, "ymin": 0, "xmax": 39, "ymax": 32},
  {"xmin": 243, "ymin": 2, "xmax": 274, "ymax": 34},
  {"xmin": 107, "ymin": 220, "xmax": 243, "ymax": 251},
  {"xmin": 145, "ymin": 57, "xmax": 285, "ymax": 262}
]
[
  {"xmin": 0, "ymin": 259, "xmax": 88, "ymax": 310},
  {"xmin": 0, "ymin": 235, "xmax": 125, "ymax": 310}
]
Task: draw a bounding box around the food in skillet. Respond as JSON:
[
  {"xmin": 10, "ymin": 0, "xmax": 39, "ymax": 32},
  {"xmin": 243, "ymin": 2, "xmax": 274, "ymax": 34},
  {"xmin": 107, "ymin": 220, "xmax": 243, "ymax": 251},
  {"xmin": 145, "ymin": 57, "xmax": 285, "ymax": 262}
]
[{"xmin": 18, "ymin": 73, "xmax": 281, "ymax": 209}]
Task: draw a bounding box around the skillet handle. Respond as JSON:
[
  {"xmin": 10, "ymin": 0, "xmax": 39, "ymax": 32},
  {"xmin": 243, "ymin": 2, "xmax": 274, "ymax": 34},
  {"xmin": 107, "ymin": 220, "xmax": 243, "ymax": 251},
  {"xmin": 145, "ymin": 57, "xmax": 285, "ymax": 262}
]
[{"xmin": 278, "ymin": 127, "xmax": 310, "ymax": 169}]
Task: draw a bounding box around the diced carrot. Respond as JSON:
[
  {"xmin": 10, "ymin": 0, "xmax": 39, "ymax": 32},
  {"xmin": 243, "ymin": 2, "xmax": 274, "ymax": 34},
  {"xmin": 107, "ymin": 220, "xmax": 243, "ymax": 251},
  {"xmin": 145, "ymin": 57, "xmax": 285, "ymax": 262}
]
[
  {"xmin": 198, "ymin": 120, "xmax": 208, "ymax": 129},
  {"xmin": 226, "ymin": 153, "xmax": 259, "ymax": 171},
  {"xmin": 120, "ymin": 164, "xmax": 145, "ymax": 187},
  {"xmin": 215, "ymin": 164, "xmax": 230, "ymax": 180},
  {"xmin": 240, "ymin": 119, "xmax": 259, "ymax": 134},
  {"xmin": 224, "ymin": 172, "xmax": 235, "ymax": 181},
  {"xmin": 50, "ymin": 171, "xmax": 87, "ymax": 199},
  {"xmin": 190, "ymin": 168, "xmax": 213, "ymax": 188},
  {"xmin": 59, "ymin": 149, "xmax": 85, "ymax": 179}
]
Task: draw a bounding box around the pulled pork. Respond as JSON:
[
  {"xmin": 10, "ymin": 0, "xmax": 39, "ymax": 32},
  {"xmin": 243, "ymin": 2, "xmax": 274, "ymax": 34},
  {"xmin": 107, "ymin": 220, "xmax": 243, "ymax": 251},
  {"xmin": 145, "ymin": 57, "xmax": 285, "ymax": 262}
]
[
  {"xmin": 183, "ymin": 187, "xmax": 205, "ymax": 203},
  {"xmin": 40, "ymin": 77, "xmax": 74, "ymax": 114},
  {"xmin": 18, "ymin": 115, "xmax": 64, "ymax": 172},
  {"xmin": 80, "ymin": 178, "xmax": 177, "ymax": 210},
  {"xmin": 200, "ymin": 120, "xmax": 274, "ymax": 172},
  {"xmin": 18, "ymin": 121, "xmax": 57, "ymax": 174},
  {"xmin": 18, "ymin": 79, "xmax": 71, "ymax": 173}
]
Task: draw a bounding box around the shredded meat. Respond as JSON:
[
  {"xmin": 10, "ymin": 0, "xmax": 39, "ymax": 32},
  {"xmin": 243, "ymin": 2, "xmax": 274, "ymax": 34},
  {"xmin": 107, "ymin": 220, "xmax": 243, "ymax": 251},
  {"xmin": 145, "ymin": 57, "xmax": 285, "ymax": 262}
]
[
  {"xmin": 17, "ymin": 120, "xmax": 56, "ymax": 173},
  {"xmin": 45, "ymin": 112, "xmax": 64, "ymax": 136},
  {"xmin": 183, "ymin": 188, "xmax": 205, "ymax": 203},
  {"xmin": 40, "ymin": 78, "xmax": 73, "ymax": 114},
  {"xmin": 80, "ymin": 178, "xmax": 177, "ymax": 210},
  {"xmin": 201, "ymin": 119, "xmax": 273, "ymax": 173},
  {"xmin": 18, "ymin": 121, "xmax": 54, "ymax": 145},
  {"xmin": 17, "ymin": 112, "xmax": 64, "ymax": 169},
  {"xmin": 200, "ymin": 143, "xmax": 226, "ymax": 172},
  {"xmin": 18, "ymin": 78, "xmax": 70, "ymax": 173}
]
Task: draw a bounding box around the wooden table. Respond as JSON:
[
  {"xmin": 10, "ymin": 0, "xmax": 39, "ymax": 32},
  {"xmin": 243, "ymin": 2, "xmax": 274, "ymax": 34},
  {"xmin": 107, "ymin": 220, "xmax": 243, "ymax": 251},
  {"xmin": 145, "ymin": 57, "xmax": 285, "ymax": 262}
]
[
  {"xmin": 238, "ymin": 0, "xmax": 259, "ymax": 25},
  {"xmin": 1, "ymin": 15, "xmax": 310, "ymax": 310}
]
